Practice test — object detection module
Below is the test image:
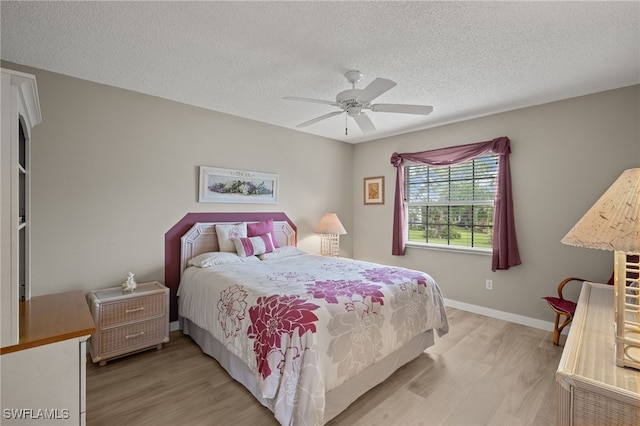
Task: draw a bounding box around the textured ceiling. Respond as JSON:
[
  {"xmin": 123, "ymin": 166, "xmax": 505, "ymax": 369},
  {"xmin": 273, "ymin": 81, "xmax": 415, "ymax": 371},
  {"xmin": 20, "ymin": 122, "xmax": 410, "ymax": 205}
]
[{"xmin": 1, "ymin": 1, "xmax": 639, "ymax": 143}]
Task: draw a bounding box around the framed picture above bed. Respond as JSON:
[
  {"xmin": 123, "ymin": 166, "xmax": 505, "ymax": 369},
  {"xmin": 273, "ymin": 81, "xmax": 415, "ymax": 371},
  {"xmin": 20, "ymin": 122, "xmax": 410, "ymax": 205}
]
[
  {"xmin": 199, "ymin": 166, "xmax": 278, "ymax": 204},
  {"xmin": 364, "ymin": 176, "xmax": 384, "ymax": 205}
]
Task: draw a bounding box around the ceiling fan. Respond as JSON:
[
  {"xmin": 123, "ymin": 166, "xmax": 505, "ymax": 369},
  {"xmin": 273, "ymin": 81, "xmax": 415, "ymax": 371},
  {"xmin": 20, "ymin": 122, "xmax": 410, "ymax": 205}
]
[{"xmin": 283, "ymin": 70, "xmax": 433, "ymax": 135}]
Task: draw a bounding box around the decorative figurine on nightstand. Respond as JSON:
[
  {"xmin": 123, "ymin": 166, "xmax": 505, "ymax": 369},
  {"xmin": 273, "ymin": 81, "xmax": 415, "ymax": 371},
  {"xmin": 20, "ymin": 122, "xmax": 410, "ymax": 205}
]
[{"xmin": 121, "ymin": 272, "xmax": 137, "ymax": 294}]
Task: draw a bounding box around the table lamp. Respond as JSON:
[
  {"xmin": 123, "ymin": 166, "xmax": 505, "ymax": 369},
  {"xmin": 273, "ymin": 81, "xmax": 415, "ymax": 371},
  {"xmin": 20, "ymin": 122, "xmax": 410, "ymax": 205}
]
[
  {"xmin": 561, "ymin": 168, "xmax": 640, "ymax": 369},
  {"xmin": 314, "ymin": 213, "xmax": 347, "ymax": 257}
]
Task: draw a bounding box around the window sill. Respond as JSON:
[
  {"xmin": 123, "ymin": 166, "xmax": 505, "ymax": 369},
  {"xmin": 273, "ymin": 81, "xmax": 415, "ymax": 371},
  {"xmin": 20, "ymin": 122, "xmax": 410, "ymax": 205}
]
[{"xmin": 405, "ymin": 242, "xmax": 492, "ymax": 256}]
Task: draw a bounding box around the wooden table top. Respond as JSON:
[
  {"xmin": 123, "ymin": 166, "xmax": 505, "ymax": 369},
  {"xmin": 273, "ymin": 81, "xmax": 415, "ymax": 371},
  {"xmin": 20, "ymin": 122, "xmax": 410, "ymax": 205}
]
[{"xmin": 0, "ymin": 290, "xmax": 96, "ymax": 355}]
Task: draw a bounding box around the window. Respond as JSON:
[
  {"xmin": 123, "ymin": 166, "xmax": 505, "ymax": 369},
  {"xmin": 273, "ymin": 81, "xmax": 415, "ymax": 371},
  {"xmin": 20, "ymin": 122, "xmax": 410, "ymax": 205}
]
[
  {"xmin": 391, "ymin": 136, "xmax": 520, "ymax": 269},
  {"xmin": 404, "ymin": 154, "xmax": 498, "ymax": 250}
]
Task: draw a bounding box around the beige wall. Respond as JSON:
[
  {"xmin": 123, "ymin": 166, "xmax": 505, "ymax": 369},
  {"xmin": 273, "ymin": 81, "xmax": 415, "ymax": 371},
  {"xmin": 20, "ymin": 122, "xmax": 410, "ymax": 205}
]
[
  {"xmin": 2, "ymin": 62, "xmax": 354, "ymax": 296},
  {"xmin": 353, "ymin": 85, "xmax": 640, "ymax": 322},
  {"xmin": 4, "ymin": 61, "xmax": 639, "ymax": 324}
]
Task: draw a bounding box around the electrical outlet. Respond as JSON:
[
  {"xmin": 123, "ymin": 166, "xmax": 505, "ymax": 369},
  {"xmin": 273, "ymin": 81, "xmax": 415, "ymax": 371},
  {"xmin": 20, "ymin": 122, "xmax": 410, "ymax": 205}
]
[{"xmin": 485, "ymin": 279, "xmax": 493, "ymax": 290}]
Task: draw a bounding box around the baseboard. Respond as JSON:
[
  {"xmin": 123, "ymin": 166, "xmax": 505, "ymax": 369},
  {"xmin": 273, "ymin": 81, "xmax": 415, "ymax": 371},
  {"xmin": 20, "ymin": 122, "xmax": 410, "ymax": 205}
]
[
  {"xmin": 170, "ymin": 321, "xmax": 180, "ymax": 332},
  {"xmin": 444, "ymin": 298, "xmax": 560, "ymax": 333}
]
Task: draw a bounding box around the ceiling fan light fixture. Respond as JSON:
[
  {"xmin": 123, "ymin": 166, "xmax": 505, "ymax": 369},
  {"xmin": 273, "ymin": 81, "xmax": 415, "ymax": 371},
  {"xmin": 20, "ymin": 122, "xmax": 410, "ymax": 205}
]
[
  {"xmin": 346, "ymin": 107, "xmax": 363, "ymax": 116},
  {"xmin": 284, "ymin": 69, "xmax": 433, "ymax": 134}
]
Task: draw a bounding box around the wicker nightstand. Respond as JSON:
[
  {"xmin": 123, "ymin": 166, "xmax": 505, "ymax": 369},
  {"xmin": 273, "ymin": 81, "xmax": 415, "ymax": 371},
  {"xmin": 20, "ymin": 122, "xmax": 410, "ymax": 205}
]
[{"xmin": 87, "ymin": 281, "xmax": 169, "ymax": 366}]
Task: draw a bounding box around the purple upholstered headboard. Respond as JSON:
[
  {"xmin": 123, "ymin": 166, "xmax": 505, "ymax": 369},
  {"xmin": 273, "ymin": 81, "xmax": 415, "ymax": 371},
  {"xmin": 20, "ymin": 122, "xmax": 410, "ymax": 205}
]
[{"xmin": 164, "ymin": 212, "xmax": 296, "ymax": 322}]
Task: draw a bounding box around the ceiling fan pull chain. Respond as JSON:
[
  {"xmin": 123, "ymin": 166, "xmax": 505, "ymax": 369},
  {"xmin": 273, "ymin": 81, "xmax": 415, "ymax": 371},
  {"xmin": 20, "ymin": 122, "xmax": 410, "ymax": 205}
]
[{"xmin": 345, "ymin": 113, "xmax": 348, "ymax": 135}]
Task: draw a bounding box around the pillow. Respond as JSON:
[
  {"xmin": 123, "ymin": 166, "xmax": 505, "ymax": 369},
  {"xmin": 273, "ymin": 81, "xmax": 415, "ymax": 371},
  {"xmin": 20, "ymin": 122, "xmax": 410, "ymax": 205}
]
[
  {"xmin": 232, "ymin": 234, "xmax": 274, "ymax": 257},
  {"xmin": 247, "ymin": 219, "xmax": 280, "ymax": 248},
  {"xmin": 187, "ymin": 251, "xmax": 258, "ymax": 267},
  {"xmin": 257, "ymin": 246, "xmax": 307, "ymax": 260},
  {"xmin": 216, "ymin": 223, "xmax": 247, "ymax": 252}
]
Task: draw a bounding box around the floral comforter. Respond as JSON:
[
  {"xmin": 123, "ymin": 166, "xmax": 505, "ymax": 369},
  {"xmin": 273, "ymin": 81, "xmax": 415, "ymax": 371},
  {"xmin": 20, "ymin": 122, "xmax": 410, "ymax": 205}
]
[{"xmin": 178, "ymin": 253, "xmax": 448, "ymax": 425}]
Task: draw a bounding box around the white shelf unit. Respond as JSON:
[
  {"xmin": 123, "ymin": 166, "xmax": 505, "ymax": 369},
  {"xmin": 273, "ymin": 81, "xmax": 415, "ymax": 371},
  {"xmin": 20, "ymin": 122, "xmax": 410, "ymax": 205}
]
[{"xmin": 1, "ymin": 68, "xmax": 42, "ymax": 348}]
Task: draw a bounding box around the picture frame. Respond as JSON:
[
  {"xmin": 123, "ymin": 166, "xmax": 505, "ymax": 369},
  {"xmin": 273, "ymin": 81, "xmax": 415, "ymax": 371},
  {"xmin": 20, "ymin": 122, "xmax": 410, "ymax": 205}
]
[
  {"xmin": 364, "ymin": 176, "xmax": 384, "ymax": 205},
  {"xmin": 199, "ymin": 166, "xmax": 278, "ymax": 204}
]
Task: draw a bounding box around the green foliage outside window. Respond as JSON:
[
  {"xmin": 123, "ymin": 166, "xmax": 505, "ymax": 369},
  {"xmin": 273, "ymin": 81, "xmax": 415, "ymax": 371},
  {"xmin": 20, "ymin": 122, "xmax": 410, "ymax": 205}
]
[{"xmin": 405, "ymin": 155, "xmax": 497, "ymax": 249}]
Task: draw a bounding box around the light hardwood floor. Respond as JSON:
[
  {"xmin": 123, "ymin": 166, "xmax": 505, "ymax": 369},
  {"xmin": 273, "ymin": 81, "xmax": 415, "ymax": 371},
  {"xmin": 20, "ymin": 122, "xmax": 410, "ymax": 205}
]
[{"xmin": 86, "ymin": 307, "xmax": 563, "ymax": 425}]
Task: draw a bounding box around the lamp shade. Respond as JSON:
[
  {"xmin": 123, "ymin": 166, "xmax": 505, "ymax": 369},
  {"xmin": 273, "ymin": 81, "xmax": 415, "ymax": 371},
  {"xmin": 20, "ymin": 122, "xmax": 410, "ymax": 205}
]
[
  {"xmin": 561, "ymin": 168, "xmax": 640, "ymax": 252},
  {"xmin": 314, "ymin": 213, "xmax": 347, "ymax": 235}
]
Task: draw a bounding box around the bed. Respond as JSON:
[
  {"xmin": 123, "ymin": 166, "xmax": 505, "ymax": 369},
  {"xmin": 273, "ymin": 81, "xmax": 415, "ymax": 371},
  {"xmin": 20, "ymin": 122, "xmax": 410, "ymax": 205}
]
[{"xmin": 175, "ymin": 214, "xmax": 449, "ymax": 425}]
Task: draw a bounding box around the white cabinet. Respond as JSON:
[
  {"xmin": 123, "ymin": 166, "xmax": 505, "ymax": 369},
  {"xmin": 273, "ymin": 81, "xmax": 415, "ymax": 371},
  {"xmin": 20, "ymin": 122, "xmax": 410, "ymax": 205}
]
[
  {"xmin": 1, "ymin": 68, "xmax": 42, "ymax": 348},
  {"xmin": 0, "ymin": 290, "xmax": 96, "ymax": 425},
  {"xmin": 1, "ymin": 339, "xmax": 86, "ymax": 424},
  {"xmin": 1, "ymin": 70, "xmax": 95, "ymax": 424}
]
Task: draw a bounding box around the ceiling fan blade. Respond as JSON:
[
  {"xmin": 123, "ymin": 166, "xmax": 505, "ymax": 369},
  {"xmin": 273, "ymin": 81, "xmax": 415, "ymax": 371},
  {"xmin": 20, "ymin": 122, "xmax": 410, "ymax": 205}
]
[
  {"xmin": 357, "ymin": 78, "xmax": 397, "ymax": 103},
  {"xmin": 371, "ymin": 103, "xmax": 433, "ymax": 115},
  {"xmin": 296, "ymin": 111, "xmax": 343, "ymax": 128},
  {"xmin": 283, "ymin": 96, "xmax": 339, "ymax": 107},
  {"xmin": 353, "ymin": 113, "xmax": 376, "ymax": 134}
]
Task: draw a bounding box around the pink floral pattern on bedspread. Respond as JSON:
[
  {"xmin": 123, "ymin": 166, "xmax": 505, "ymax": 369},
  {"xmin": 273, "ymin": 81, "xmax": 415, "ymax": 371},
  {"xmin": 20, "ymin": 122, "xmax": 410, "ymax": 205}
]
[
  {"xmin": 361, "ymin": 267, "xmax": 429, "ymax": 287},
  {"xmin": 248, "ymin": 295, "xmax": 319, "ymax": 380},
  {"xmin": 306, "ymin": 279, "xmax": 385, "ymax": 305},
  {"xmin": 178, "ymin": 254, "xmax": 448, "ymax": 426}
]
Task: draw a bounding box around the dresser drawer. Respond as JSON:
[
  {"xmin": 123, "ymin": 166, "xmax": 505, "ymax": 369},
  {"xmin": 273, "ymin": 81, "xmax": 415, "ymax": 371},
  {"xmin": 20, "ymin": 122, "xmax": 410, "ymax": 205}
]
[
  {"xmin": 99, "ymin": 317, "xmax": 167, "ymax": 356},
  {"xmin": 87, "ymin": 281, "xmax": 169, "ymax": 365},
  {"xmin": 100, "ymin": 293, "xmax": 165, "ymax": 327}
]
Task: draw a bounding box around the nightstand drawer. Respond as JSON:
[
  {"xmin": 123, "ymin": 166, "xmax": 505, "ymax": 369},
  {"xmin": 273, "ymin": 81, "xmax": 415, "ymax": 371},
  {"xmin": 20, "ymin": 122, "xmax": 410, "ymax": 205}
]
[
  {"xmin": 100, "ymin": 293, "xmax": 165, "ymax": 327},
  {"xmin": 99, "ymin": 317, "xmax": 166, "ymax": 355},
  {"xmin": 87, "ymin": 281, "xmax": 169, "ymax": 365}
]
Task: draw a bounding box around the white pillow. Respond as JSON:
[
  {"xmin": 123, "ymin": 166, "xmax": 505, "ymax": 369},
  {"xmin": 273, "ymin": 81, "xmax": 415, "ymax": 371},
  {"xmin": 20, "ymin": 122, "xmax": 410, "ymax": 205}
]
[
  {"xmin": 215, "ymin": 223, "xmax": 247, "ymax": 252},
  {"xmin": 258, "ymin": 246, "xmax": 307, "ymax": 260},
  {"xmin": 188, "ymin": 251, "xmax": 258, "ymax": 268},
  {"xmin": 232, "ymin": 234, "xmax": 275, "ymax": 257}
]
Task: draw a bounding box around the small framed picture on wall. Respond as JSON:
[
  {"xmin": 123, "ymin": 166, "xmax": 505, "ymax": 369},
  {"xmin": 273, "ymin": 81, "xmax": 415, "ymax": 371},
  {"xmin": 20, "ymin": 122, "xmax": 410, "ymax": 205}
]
[{"xmin": 363, "ymin": 176, "xmax": 384, "ymax": 205}]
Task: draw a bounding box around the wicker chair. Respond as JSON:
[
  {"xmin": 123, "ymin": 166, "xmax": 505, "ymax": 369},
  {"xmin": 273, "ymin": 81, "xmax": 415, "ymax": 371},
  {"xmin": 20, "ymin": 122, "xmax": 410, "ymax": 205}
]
[
  {"xmin": 543, "ymin": 277, "xmax": 587, "ymax": 346},
  {"xmin": 544, "ymin": 273, "xmax": 615, "ymax": 345}
]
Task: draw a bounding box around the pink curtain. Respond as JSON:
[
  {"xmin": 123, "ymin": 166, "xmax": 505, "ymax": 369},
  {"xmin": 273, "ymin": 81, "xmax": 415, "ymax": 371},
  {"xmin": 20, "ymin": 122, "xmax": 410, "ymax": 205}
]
[{"xmin": 390, "ymin": 136, "xmax": 521, "ymax": 271}]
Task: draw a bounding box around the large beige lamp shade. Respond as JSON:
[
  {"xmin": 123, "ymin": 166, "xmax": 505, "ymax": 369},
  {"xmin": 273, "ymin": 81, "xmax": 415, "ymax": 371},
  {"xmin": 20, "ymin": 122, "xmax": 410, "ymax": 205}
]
[
  {"xmin": 314, "ymin": 213, "xmax": 347, "ymax": 257},
  {"xmin": 562, "ymin": 168, "xmax": 640, "ymax": 252},
  {"xmin": 561, "ymin": 168, "xmax": 640, "ymax": 369}
]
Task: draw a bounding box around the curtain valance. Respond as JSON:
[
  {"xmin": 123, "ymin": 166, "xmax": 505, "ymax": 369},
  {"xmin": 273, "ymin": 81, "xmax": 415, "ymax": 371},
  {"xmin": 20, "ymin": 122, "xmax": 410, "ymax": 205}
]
[{"xmin": 390, "ymin": 136, "xmax": 521, "ymax": 271}]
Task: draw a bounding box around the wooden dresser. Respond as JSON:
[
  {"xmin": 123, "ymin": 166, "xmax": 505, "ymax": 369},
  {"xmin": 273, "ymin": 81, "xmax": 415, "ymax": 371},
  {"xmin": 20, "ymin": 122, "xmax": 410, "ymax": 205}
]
[
  {"xmin": 0, "ymin": 290, "xmax": 96, "ymax": 425},
  {"xmin": 556, "ymin": 282, "xmax": 640, "ymax": 425},
  {"xmin": 87, "ymin": 281, "xmax": 169, "ymax": 366}
]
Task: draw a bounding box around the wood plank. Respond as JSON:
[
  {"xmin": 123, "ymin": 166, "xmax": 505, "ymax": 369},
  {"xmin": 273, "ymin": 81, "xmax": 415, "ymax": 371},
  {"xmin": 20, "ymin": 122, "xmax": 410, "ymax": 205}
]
[{"xmin": 87, "ymin": 308, "xmax": 564, "ymax": 425}]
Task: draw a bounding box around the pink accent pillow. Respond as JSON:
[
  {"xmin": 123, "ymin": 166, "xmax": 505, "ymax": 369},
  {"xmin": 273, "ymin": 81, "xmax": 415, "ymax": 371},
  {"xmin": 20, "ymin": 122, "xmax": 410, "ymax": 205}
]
[
  {"xmin": 247, "ymin": 219, "xmax": 279, "ymax": 248},
  {"xmin": 232, "ymin": 234, "xmax": 275, "ymax": 257}
]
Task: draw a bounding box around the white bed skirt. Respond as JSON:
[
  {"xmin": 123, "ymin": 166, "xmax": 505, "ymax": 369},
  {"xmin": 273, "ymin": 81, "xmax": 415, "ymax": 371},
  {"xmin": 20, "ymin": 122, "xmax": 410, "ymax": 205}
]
[{"xmin": 180, "ymin": 317, "xmax": 435, "ymax": 424}]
